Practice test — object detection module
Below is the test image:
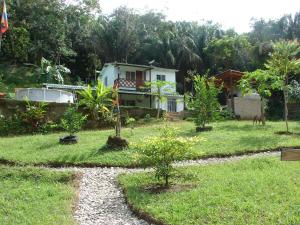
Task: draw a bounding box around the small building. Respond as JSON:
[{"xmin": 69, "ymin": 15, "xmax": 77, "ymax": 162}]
[
  {"xmin": 100, "ymin": 62, "xmax": 184, "ymax": 112},
  {"xmin": 15, "ymin": 88, "xmax": 75, "ymax": 103},
  {"xmin": 215, "ymin": 70, "xmax": 261, "ymax": 119}
]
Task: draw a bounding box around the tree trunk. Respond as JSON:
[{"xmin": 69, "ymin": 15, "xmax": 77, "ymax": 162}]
[
  {"xmin": 157, "ymin": 99, "xmax": 160, "ymax": 119},
  {"xmin": 115, "ymin": 92, "xmax": 121, "ymax": 137},
  {"xmin": 165, "ymin": 174, "xmax": 169, "ymax": 187},
  {"xmin": 283, "ymin": 87, "xmax": 289, "ymax": 133},
  {"xmin": 261, "ymin": 97, "xmax": 266, "ymax": 126}
]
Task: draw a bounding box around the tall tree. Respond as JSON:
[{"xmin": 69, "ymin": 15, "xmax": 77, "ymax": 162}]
[{"xmin": 265, "ymin": 40, "xmax": 300, "ymax": 133}]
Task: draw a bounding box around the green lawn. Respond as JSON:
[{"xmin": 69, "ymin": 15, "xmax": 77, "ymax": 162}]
[
  {"xmin": 119, "ymin": 157, "xmax": 300, "ymax": 225},
  {"xmin": 0, "ymin": 166, "xmax": 76, "ymax": 225},
  {"xmin": 0, "ymin": 120, "xmax": 300, "ymax": 167}
]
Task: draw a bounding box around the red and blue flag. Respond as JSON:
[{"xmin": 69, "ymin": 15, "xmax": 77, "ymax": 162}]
[{"xmin": 1, "ymin": 0, "xmax": 8, "ymax": 34}]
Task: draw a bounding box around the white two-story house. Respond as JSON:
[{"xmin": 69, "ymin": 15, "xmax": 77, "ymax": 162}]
[{"xmin": 100, "ymin": 62, "xmax": 184, "ymax": 112}]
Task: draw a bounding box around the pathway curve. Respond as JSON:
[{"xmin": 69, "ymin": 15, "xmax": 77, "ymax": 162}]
[{"xmin": 67, "ymin": 151, "xmax": 280, "ymax": 225}]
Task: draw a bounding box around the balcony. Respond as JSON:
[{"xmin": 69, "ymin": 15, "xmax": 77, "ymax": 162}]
[{"xmin": 114, "ymin": 78, "xmax": 150, "ymax": 92}]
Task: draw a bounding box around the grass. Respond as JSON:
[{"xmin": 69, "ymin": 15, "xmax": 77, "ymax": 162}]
[
  {"xmin": 0, "ymin": 166, "xmax": 77, "ymax": 225},
  {"xmin": 0, "ymin": 120, "xmax": 300, "ymax": 167},
  {"xmin": 118, "ymin": 157, "xmax": 300, "ymax": 225}
]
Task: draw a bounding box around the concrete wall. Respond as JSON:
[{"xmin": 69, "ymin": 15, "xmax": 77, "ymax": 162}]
[
  {"xmin": 101, "ymin": 64, "xmax": 117, "ymax": 87},
  {"xmin": 230, "ymin": 97, "xmax": 262, "ymax": 119}
]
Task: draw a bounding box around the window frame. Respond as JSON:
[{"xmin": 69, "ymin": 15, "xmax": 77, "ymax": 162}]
[{"xmin": 157, "ymin": 74, "xmax": 166, "ymax": 81}]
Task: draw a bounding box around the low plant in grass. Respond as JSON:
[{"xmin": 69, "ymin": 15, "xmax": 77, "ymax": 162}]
[
  {"xmin": 135, "ymin": 126, "xmax": 202, "ymax": 187},
  {"xmin": 60, "ymin": 106, "xmax": 87, "ymax": 144},
  {"xmin": 125, "ymin": 117, "xmax": 136, "ymax": 134},
  {"xmin": 186, "ymin": 75, "xmax": 220, "ymax": 132}
]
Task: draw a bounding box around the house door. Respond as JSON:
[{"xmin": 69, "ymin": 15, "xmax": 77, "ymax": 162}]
[
  {"xmin": 167, "ymin": 99, "xmax": 177, "ymax": 112},
  {"xmin": 136, "ymin": 71, "xmax": 143, "ymax": 89}
]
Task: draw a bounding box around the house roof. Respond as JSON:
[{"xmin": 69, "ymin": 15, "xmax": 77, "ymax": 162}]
[
  {"xmin": 104, "ymin": 62, "xmax": 179, "ymax": 72},
  {"xmin": 215, "ymin": 70, "xmax": 244, "ymax": 81},
  {"xmin": 214, "ymin": 70, "xmax": 244, "ymax": 91}
]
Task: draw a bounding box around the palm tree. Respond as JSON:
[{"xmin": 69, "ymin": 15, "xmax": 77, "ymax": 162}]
[
  {"xmin": 265, "ymin": 40, "xmax": 300, "ymax": 133},
  {"xmin": 78, "ymin": 82, "xmax": 112, "ymax": 120},
  {"xmin": 145, "ymin": 80, "xmax": 175, "ymax": 119}
]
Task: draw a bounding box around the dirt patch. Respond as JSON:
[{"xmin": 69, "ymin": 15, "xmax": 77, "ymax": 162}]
[
  {"xmin": 274, "ymin": 131, "xmax": 298, "ymax": 135},
  {"xmin": 142, "ymin": 183, "xmax": 196, "ymax": 194},
  {"xmin": 71, "ymin": 172, "xmax": 83, "ymax": 215}
]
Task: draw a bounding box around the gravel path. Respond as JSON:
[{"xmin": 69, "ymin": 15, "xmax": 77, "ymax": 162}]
[{"xmin": 69, "ymin": 151, "xmax": 280, "ymax": 225}]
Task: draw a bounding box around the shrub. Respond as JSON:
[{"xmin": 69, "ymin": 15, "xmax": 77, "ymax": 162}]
[
  {"xmin": 144, "ymin": 114, "xmax": 151, "ymax": 122},
  {"xmin": 125, "ymin": 117, "xmax": 136, "ymax": 134},
  {"xmin": 61, "ymin": 106, "xmax": 87, "ymax": 137},
  {"xmin": 20, "ymin": 99, "xmax": 48, "ymax": 133},
  {"xmin": 135, "ymin": 126, "xmax": 203, "ymax": 187},
  {"xmin": 186, "ymin": 75, "xmax": 220, "ymax": 129}
]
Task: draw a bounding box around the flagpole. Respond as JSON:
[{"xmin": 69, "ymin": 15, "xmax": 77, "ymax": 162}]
[{"xmin": 0, "ymin": 33, "xmax": 2, "ymax": 52}]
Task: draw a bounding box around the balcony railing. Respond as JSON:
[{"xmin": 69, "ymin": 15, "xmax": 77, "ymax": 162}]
[{"xmin": 114, "ymin": 78, "xmax": 150, "ymax": 92}]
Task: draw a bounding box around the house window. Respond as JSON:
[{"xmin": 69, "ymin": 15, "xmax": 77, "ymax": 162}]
[
  {"xmin": 143, "ymin": 71, "xmax": 147, "ymax": 81},
  {"xmin": 157, "ymin": 75, "xmax": 166, "ymax": 81},
  {"xmin": 126, "ymin": 71, "xmax": 135, "ymax": 81},
  {"xmin": 104, "ymin": 77, "xmax": 108, "ymax": 86}
]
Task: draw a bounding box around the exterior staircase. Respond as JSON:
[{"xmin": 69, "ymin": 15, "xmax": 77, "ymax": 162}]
[{"xmin": 166, "ymin": 112, "xmax": 183, "ymax": 121}]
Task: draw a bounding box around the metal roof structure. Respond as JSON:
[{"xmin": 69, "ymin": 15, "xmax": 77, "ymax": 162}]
[
  {"xmin": 43, "ymin": 83, "xmax": 95, "ymax": 91},
  {"xmin": 103, "ymin": 62, "xmax": 179, "ymax": 72}
]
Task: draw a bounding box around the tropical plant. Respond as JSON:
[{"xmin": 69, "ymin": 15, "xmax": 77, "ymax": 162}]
[
  {"xmin": 61, "ymin": 106, "xmax": 87, "ymax": 137},
  {"xmin": 78, "ymin": 81, "xmax": 112, "ymax": 120},
  {"xmin": 20, "ymin": 99, "xmax": 48, "ymax": 133},
  {"xmin": 136, "ymin": 126, "xmax": 202, "ymax": 187},
  {"xmin": 186, "ymin": 75, "xmax": 220, "ymax": 129},
  {"xmin": 239, "ymin": 69, "xmax": 278, "ymax": 125},
  {"xmin": 265, "ymin": 40, "xmax": 300, "ymax": 133},
  {"xmin": 144, "ymin": 80, "xmax": 175, "ymax": 119},
  {"xmin": 40, "ymin": 58, "xmax": 71, "ymax": 84}
]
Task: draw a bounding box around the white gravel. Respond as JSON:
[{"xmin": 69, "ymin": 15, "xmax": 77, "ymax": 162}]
[{"xmin": 63, "ymin": 151, "xmax": 280, "ymax": 225}]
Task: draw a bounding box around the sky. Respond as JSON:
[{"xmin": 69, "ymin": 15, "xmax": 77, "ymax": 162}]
[{"xmin": 97, "ymin": 0, "xmax": 300, "ymax": 33}]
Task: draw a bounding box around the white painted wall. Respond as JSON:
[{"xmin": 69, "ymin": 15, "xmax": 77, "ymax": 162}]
[
  {"xmin": 100, "ymin": 64, "xmax": 177, "ymax": 93},
  {"xmin": 100, "ymin": 64, "xmax": 117, "ymax": 87},
  {"xmin": 16, "ymin": 88, "xmax": 74, "ymax": 103},
  {"xmin": 150, "ymin": 67, "xmax": 177, "ymax": 93}
]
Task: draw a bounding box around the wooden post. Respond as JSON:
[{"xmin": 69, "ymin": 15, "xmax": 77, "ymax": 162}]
[{"xmin": 230, "ymin": 77, "xmax": 235, "ymax": 114}]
